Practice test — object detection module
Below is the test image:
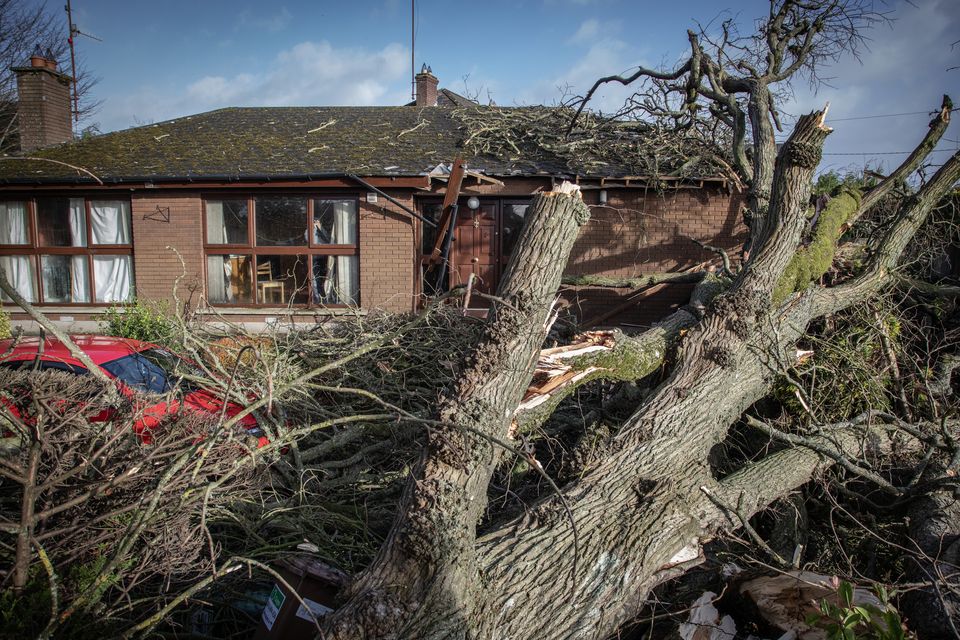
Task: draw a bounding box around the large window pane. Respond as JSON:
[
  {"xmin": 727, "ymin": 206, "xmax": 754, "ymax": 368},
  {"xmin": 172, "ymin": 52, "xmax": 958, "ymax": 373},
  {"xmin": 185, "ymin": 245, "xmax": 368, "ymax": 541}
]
[
  {"xmin": 0, "ymin": 255, "xmax": 35, "ymax": 302},
  {"xmin": 502, "ymin": 203, "xmax": 529, "ymax": 257},
  {"xmin": 37, "ymin": 197, "xmax": 86, "ymax": 247},
  {"xmin": 206, "ymin": 200, "xmax": 249, "ymax": 244},
  {"xmin": 420, "ymin": 203, "xmax": 443, "ymax": 254},
  {"xmin": 93, "ymin": 255, "xmax": 133, "ymax": 303},
  {"xmin": 89, "ymin": 200, "xmax": 131, "ymax": 245},
  {"xmin": 256, "ymin": 255, "xmax": 308, "ymax": 305},
  {"xmin": 41, "ymin": 255, "xmax": 90, "ymax": 303},
  {"xmin": 0, "ymin": 202, "xmax": 29, "ymax": 245},
  {"xmin": 207, "ymin": 255, "xmax": 253, "ymax": 303},
  {"xmin": 255, "ymin": 197, "xmax": 307, "ymax": 246},
  {"xmin": 313, "ymin": 199, "xmax": 357, "ymax": 245},
  {"xmin": 312, "ymin": 255, "xmax": 359, "ymax": 305}
]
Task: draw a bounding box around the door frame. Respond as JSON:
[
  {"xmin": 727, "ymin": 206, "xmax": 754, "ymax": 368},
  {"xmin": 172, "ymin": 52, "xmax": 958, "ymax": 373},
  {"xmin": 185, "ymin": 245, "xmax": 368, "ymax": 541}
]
[{"xmin": 416, "ymin": 197, "xmax": 531, "ymax": 300}]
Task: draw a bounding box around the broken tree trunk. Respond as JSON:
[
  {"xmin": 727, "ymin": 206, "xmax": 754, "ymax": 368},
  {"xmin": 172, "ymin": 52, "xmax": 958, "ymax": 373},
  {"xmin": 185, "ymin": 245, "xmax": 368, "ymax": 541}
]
[{"xmin": 325, "ymin": 183, "xmax": 591, "ymax": 639}]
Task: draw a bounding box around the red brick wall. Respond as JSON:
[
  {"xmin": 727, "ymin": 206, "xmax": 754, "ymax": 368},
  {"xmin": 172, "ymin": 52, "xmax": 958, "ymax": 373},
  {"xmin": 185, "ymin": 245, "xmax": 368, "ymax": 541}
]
[
  {"xmin": 5, "ymin": 183, "xmax": 744, "ymax": 329},
  {"xmin": 359, "ymin": 191, "xmax": 416, "ymax": 312},
  {"xmin": 131, "ymin": 193, "xmax": 204, "ymax": 303},
  {"xmin": 561, "ymin": 185, "xmax": 745, "ymax": 327},
  {"xmin": 568, "ymin": 186, "xmax": 744, "ymax": 277},
  {"xmin": 128, "ymin": 191, "xmax": 418, "ymax": 313}
]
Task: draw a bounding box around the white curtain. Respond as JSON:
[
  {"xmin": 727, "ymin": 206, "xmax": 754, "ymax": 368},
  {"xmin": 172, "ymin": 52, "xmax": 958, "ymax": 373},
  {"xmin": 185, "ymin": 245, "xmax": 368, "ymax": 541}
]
[
  {"xmin": 206, "ymin": 201, "xmax": 227, "ymax": 244},
  {"xmin": 337, "ymin": 255, "xmax": 359, "ymax": 304},
  {"xmin": 94, "ymin": 255, "xmax": 133, "ymax": 302},
  {"xmin": 0, "ymin": 202, "xmax": 34, "ymax": 302},
  {"xmin": 69, "ymin": 198, "xmax": 87, "ymax": 246},
  {"xmin": 321, "ymin": 255, "xmax": 358, "ymax": 304},
  {"xmin": 206, "ymin": 255, "xmax": 234, "ymax": 303},
  {"xmin": 90, "ymin": 200, "xmax": 131, "ymax": 245},
  {"xmin": 0, "ymin": 202, "xmax": 28, "ymax": 245},
  {"xmin": 71, "ymin": 255, "xmax": 90, "ymax": 302},
  {"xmin": 0, "ymin": 256, "xmax": 35, "ymax": 303},
  {"xmin": 332, "ymin": 201, "xmax": 357, "ymax": 244}
]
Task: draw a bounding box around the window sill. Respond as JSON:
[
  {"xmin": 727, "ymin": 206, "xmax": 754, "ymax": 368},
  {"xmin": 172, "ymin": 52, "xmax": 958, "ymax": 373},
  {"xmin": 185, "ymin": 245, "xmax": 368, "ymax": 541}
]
[
  {"xmin": 195, "ymin": 307, "xmax": 365, "ymax": 317},
  {"xmin": 7, "ymin": 305, "xmax": 114, "ymax": 313}
]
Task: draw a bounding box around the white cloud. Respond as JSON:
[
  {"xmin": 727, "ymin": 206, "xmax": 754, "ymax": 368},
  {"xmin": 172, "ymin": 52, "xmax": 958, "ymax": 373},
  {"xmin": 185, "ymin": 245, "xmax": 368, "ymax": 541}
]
[
  {"xmin": 100, "ymin": 41, "xmax": 410, "ymax": 131},
  {"xmin": 569, "ymin": 19, "xmax": 601, "ymax": 44}
]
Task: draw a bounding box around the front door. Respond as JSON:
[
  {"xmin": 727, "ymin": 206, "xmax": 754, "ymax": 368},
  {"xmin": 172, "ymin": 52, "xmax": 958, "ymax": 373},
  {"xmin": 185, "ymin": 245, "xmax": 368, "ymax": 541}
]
[{"xmin": 452, "ymin": 203, "xmax": 497, "ymax": 305}]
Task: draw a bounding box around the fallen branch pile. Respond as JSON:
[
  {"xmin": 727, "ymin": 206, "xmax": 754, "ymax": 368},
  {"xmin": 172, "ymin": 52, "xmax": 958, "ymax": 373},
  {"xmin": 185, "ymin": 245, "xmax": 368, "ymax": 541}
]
[{"xmin": 453, "ymin": 105, "xmax": 735, "ymax": 182}]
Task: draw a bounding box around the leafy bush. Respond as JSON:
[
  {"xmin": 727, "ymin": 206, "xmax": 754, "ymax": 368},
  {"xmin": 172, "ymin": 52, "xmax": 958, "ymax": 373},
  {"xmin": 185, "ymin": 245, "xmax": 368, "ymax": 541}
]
[
  {"xmin": 0, "ymin": 304, "xmax": 10, "ymax": 340},
  {"xmin": 808, "ymin": 580, "xmax": 914, "ymax": 640},
  {"xmin": 99, "ymin": 299, "xmax": 178, "ymax": 347}
]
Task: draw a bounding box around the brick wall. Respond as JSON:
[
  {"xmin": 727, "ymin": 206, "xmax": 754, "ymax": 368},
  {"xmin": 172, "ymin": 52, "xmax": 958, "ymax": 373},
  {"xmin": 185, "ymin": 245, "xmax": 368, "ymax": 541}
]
[
  {"xmin": 562, "ymin": 185, "xmax": 746, "ymax": 326},
  {"xmin": 131, "ymin": 193, "xmax": 204, "ymax": 303},
  {"xmin": 6, "ymin": 182, "xmax": 744, "ymax": 330},
  {"xmin": 14, "ymin": 68, "xmax": 73, "ymax": 151},
  {"xmin": 568, "ymin": 186, "xmax": 744, "ymax": 277},
  {"xmin": 359, "ymin": 192, "xmax": 417, "ymax": 312}
]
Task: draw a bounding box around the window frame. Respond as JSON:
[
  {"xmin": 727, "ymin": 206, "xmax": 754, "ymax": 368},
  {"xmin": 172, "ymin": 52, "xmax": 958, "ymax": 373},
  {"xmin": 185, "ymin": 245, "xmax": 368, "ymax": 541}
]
[
  {"xmin": 202, "ymin": 193, "xmax": 361, "ymax": 308},
  {"xmin": 0, "ymin": 196, "xmax": 134, "ymax": 306}
]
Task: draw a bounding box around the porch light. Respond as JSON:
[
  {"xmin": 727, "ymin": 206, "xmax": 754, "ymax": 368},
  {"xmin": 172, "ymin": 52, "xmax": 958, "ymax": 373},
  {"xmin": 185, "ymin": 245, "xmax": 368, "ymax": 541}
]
[
  {"xmin": 466, "ymin": 196, "xmax": 480, "ymax": 210},
  {"xmin": 599, "ymin": 189, "xmax": 608, "ymax": 205}
]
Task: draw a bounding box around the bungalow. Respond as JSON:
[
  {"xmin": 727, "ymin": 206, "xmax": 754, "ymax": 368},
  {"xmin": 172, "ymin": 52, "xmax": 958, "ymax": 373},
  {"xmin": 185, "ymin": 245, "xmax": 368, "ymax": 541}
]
[{"xmin": 0, "ymin": 55, "xmax": 745, "ymax": 330}]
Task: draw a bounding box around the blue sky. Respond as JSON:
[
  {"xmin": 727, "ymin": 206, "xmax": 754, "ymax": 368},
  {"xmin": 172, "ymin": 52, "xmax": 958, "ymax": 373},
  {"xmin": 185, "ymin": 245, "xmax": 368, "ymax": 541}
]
[{"xmin": 38, "ymin": 0, "xmax": 960, "ymax": 174}]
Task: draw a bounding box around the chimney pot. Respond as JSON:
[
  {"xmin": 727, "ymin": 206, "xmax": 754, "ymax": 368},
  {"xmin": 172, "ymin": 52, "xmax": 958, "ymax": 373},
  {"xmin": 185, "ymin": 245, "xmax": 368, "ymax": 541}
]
[{"xmin": 415, "ymin": 65, "xmax": 439, "ymax": 107}]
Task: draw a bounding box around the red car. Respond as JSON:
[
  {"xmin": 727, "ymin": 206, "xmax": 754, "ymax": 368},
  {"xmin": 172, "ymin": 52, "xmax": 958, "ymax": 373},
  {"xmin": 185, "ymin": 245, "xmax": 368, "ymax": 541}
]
[{"xmin": 0, "ymin": 335, "xmax": 268, "ymax": 446}]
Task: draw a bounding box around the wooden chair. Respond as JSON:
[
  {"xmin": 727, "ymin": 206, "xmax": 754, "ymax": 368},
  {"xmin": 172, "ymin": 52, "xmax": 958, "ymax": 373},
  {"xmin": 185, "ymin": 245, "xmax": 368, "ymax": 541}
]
[{"xmin": 256, "ymin": 260, "xmax": 285, "ymax": 304}]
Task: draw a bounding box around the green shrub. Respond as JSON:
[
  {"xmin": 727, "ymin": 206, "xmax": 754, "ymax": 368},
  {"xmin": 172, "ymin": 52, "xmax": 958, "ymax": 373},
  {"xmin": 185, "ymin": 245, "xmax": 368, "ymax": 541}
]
[
  {"xmin": 808, "ymin": 581, "xmax": 913, "ymax": 640},
  {"xmin": 99, "ymin": 299, "xmax": 178, "ymax": 347}
]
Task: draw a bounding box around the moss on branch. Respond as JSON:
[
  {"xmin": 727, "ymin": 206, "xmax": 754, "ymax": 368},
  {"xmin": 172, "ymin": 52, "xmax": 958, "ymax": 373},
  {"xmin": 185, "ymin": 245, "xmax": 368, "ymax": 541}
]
[{"xmin": 773, "ymin": 188, "xmax": 862, "ymax": 304}]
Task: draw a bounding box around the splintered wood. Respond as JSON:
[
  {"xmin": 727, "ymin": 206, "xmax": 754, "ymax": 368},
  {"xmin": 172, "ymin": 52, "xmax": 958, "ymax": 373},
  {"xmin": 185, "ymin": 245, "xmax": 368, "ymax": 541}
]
[{"xmin": 518, "ymin": 330, "xmax": 616, "ymax": 412}]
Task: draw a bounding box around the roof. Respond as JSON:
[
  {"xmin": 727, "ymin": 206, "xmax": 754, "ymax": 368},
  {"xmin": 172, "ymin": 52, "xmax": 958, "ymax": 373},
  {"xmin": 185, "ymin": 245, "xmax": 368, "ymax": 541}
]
[{"xmin": 0, "ymin": 105, "xmax": 730, "ymax": 186}]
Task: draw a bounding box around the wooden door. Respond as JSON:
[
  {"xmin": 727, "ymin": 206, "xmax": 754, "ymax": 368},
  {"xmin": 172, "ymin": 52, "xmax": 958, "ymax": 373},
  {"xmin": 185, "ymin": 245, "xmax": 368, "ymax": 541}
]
[{"xmin": 452, "ymin": 203, "xmax": 497, "ymax": 305}]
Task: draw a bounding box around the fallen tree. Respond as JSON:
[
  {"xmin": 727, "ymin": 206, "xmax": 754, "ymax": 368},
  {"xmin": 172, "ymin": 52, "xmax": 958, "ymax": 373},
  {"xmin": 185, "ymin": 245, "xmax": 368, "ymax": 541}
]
[
  {"xmin": 316, "ymin": 101, "xmax": 958, "ymax": 638},
  {"xmin": 316, "ymin": 1, "xmax": 960, "ymax": 637}
]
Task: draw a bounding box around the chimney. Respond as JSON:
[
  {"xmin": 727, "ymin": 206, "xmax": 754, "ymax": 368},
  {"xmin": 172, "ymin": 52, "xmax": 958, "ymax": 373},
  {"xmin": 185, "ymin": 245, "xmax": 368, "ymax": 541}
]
[
  {"xmin": 415, "ymin": 64, "xmax": 438, "ymax": 107},
  {"xmin": 11, "ymin": 47, "xmax": 73, "ymax": 151}
]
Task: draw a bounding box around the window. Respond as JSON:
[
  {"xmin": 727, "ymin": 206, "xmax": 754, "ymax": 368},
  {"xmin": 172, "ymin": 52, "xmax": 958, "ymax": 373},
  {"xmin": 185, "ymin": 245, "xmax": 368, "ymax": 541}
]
[
  {"xmin": 204, "ymin": 195, "xmax": 359, "ymax": 306},
  {"xmin": 0, "ymin": 197, "xmax": 133, "ymax": 304}
]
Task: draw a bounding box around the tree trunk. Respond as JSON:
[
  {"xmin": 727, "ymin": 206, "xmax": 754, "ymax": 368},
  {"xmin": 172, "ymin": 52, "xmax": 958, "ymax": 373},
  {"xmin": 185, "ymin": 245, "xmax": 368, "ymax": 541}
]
[
  {"xmin": 901, "ymin": 478, "xmax": 960, "ymax": 639},
  {"xmin": 324, "ymin": 184, "xmax": 591, "ymax": 639}
]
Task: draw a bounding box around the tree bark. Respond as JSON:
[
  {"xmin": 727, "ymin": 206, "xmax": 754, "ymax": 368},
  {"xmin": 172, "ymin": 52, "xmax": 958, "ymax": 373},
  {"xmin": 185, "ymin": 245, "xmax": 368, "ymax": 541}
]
[
  {"xmin": 324, "ymin": 184, "xmax": 591, "ymax": 639},
  {"xmin": 901, "ymin": 474, "xmax": 960, "ymax": 639}
]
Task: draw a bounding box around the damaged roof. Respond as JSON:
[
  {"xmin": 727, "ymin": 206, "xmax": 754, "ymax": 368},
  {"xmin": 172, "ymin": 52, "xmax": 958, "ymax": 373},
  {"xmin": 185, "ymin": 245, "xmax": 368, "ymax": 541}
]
[{"xmin": 0, "ymin": 105, "xmax": 727, "ymax": 185}]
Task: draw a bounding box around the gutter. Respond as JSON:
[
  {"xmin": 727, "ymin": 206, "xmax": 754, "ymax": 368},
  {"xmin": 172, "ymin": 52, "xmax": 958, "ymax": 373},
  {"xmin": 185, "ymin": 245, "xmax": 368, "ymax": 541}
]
[
  {"xmin": 0, "ymin": 170, "xmax": 436, "ymax": 227},
  {"xmin": 0, "ymin": 171, "xmax": 376, "ymax": 186}
]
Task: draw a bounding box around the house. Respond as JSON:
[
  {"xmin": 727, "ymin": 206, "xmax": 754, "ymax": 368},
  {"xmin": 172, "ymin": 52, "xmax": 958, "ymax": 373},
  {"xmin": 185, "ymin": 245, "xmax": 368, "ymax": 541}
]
[{"xmin": 0, "ymin": 54, "xmax": 745, "ymax": 331}]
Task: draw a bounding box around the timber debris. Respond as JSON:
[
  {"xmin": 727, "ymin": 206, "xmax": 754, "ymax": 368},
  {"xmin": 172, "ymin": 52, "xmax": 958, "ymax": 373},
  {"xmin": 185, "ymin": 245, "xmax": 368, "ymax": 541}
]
[{"xmin": 453, "ymin": 105, "xmax": 734, "ymax": 182}]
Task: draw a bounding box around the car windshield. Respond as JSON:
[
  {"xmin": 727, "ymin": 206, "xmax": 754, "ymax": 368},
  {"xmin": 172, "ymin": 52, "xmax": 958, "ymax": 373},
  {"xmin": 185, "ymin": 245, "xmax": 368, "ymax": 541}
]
[{"xmin": 101, "ymin": 348, "xmax": 197, "ymax": 395}]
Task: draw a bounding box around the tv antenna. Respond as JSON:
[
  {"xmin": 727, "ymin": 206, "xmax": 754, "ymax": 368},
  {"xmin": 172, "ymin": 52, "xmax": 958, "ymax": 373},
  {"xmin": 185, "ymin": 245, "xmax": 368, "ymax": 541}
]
[{"xmin": 64, "ymin": 0, "xmax": 102, "ymax": 125}]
